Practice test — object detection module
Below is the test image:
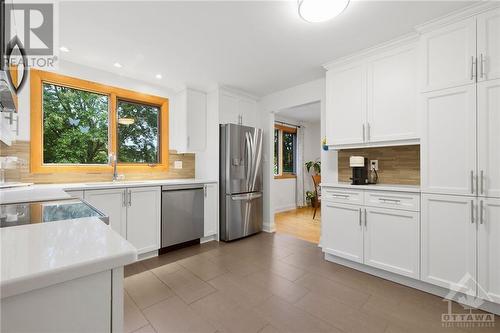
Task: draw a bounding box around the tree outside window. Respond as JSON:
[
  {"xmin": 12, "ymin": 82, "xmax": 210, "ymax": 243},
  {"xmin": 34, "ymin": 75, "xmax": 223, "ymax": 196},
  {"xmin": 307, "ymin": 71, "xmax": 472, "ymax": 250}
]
[{"xmin": 274, "ymin": 124, "xmax": 297, "ymax": 178}]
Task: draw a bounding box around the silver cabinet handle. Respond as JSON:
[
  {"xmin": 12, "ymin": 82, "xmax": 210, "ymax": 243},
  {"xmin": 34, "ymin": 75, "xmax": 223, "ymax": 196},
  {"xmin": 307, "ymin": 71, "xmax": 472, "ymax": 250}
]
[
  {"xmin": 480, "ymin": 170, "xmax": 484, "ymax": 195},
  {"xmin": 470, "ymin": 56, "xmax": 477, "ymax": 81},
  {"xmin": 479, "ymin": 200, "xmax": 483, "ymax": 224},
  {"xmin": 128, "ymin": 190, "xmax": 132, "ymax": 206},
  {"xmin": 364, "ymin": 208, "xmax": 367, "ymax": 227},
  {"xmin": 204, "ymin": 185, "xmax": 207, "ymax": 197},
  {"xmin": 480, "ymin": 53, "xmax": 485, "ymax": 79},
  {"xmin": 471, "ymin": 200, "xmax": 475, "ymax": 224},
  {"xmin": 471, "ymin": 170, "xmax": 475, "ymax": 194},
  {"xmin": 362, "ymin": 124, "xmax": 366, "ymax": 142},
  {"xmin": 367, "ymin": 123, "xmax": 371, "ymax": 141},
  {"xmin": 380, "ymin": 198, "xmax": 401, "ymax": 204},
  {"xmin": 359, "ymin": 208, "xmax": 362, "ymax": 227},
  {"xmin": 331, "ymin": 194, "xmax": 349, "ymax": 198},
  {"xmin": 122, "ymin": 190, "xmax": 127, "ymax": 207}
]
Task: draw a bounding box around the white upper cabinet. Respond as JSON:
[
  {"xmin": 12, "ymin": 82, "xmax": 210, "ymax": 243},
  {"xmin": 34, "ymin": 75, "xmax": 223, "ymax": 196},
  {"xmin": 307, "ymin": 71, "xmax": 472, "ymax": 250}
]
[
  {"xmin": 219, "ymin": 89, "xmax": 259, "ymax": 128},
  {"xmin": 478, "ymin": 198, "xmax": 500, "ymax": 304},
  {"xmin": 170, "ymin": 88, "xmax": 207, "ymax": 152},
  {"xmin": 477, "ymin": 8, "xmax": 500, "ymax": 82},
  {"xmin": 126, "ymin": 187, "xmax": 161, "ymax": 254},
  {"xmin": 421, "ymin": 85, "xmax": 476, "ymax": 195},
  {"xmin": 367, "ymin": 45, "xmax": 418, "ymax": 142},
  {"xmin": 477, "ymin": 79, "xmax": 500, "ymax": 198},
  {"xmin": 326, "ymin": 64, "xmax": 366, "ymax": 146},
  {"xmin": 421, "ymin": 194, "xmax": 477, "ymax": 296},
  {"xmin": 420, "ymin": 17, "xmax": 476, "ymax": 92}
]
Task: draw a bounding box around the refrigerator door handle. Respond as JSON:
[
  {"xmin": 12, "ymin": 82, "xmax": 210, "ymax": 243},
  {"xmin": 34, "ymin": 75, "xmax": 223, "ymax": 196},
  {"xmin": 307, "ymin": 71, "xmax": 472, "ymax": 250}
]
[{"xmin": 231, "ymin": 193, "xmax": 263, "ymax": 201}]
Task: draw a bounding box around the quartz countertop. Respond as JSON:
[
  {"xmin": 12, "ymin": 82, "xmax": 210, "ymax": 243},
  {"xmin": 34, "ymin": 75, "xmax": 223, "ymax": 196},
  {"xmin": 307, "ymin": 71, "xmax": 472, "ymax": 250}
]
[
  {"xmin": 0, "ymin": 217, "xmax": 137, "ymax": 298},
  {"xmin": 321, "ymin": 182, "xmax": 420, "ymax": 193},
  {"xmin": 0, "ymin": 178, "xmax": 218, "ymax": 204}
]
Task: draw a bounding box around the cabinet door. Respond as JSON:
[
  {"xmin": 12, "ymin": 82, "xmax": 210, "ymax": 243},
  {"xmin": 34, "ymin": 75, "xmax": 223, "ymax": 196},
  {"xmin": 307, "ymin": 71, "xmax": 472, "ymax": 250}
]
[
  {"xmin": 421, "ymin": 194, "xmax": 476, "ymax": 295},
  {"xmin": 65, "ymin": 190, "xmax": 84, "ymax": 200},
  {"xmin": 477, "ymin": 8, "xmax": 500, "ymax": 82},
  {"xmin": 421, "ymin": 85, "xmax": 476, "ymax": 195},
  {"xmin": 84, "ymin": 188, "xmax": 126, "ymax": 236},
  {"xmin": 477, "ymin": 79, "xmax": 500, "ymax": 198},
  {"xmin": 127, "ymin": 187, "xmax": 161, "ymax": 254},
  {"xmin": 219, "ymin": 93, "xmax": 240, "ymax": 124},
  {"xmin": 367, "ymin": 45, "xmax": 418, "ymax": 142},
  {"xmin": 364, "ymin": 207, "xmax": 419, "ymax": 278},
  {"xmin": 420, "ymin": 17, "xmax": 476, "ymax": 92},
  {"xmin": 478, "ymin": 198, "xmax": 500, "ymax": 304},
  {"xmin": 326, "ymin": 65, "xmax": 366, "ymax": 145},
  {"xmin": 322, "ymin": 202, "xmax": 363, "ymax": 263},
  {"xmin": 186, "ymin": 89, "xmax": 207, "ymax": 151},
  {"xmin": 203, "ymin": 184, "xmax": 218, "ymax": 237}
]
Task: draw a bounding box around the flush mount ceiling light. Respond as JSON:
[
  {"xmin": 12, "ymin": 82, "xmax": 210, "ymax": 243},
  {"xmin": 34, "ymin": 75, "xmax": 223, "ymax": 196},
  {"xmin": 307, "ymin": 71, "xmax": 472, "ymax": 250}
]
[
  {"xmin": 118, "ymin": 118, "xmax": 135, "ymax": 125},
  {"xmin": 155, "ymin": 74, "xmax": 162, "ymax": 79},
  {"xmin": 59, "ymin": 46, "xmax": 70, "ymax": 52},
  {"xmin": 113, "ymin": 62, "xmax": 122, "ymax": 68},
  {"xmin": 298, "ymin": 0, "xmax": 350, "ymax": 23}
]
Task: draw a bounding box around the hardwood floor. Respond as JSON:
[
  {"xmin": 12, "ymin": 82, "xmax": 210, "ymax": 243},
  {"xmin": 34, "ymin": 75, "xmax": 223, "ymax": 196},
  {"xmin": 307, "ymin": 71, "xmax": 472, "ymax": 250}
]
[{"xmin": 275, "ymin": 207, "xmax": 321, "ymax": 244}]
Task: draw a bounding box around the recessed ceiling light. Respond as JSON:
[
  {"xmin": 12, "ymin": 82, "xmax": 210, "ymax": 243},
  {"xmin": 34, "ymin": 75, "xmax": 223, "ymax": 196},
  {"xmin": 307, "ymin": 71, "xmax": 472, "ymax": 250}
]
[
  {"xmin": 113, "ymin": 62, "xmax": 122, "ymax": 68},
  {"xmin": 298, "ymin": 0, "xmax": 349, "ymax": 23},
  {"xmin": 59, "ymin": 46, "xmax": 70, "ymax": 52},
  {"xmin": 155, "ymin": 74, "xmax": 162, "ymax": 79}
]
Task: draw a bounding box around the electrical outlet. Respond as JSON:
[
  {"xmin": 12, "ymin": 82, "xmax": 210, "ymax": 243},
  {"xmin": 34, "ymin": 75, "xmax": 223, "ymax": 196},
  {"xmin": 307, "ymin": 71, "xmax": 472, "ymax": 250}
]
[
  {"xmin": 174, "ymin": 161, "xmax": 183, "ymax": 169},
  {"xmin": 370, "ymin": 160, "xmax": 379, "ymax": 171}
]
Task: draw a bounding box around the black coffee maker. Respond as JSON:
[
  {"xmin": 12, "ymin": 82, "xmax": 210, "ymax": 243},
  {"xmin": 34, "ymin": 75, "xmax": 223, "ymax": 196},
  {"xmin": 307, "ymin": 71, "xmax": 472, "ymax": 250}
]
[{"xmin": 349, "ymin": 156, "xmax": 368, "ymax": 185}]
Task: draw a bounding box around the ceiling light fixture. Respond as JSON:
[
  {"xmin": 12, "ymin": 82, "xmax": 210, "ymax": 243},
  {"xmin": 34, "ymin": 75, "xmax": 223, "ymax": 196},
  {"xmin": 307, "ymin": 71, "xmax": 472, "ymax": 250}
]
[
  {"xmin": 155, "ymin": 74, "xmax": 162, "ymax": 79},
  {"xmin": 59, "ymin": 46, "xmax": 70, "ymax": 52},
  {"xmin": 113, "ymin": 62, "xmax": 122, "ymax": 68},
  {"xmin": 118, "ymin": 118, "xmax": 135, "ymax": 125},
  {"xmin": 298, "ymin": 0, "xmax": 350, "ymax": 23}
]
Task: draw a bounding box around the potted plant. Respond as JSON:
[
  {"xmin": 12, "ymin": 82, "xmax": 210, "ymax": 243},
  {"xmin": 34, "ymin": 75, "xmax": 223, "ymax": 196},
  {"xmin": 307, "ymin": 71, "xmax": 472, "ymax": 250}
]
[
  {"xmin": 306, "ymin": 191, "xmax": 316, "ymax": 207},
  {"xmin": 305, "ymin": 160, "xmax": 321, "ymax": 175}
]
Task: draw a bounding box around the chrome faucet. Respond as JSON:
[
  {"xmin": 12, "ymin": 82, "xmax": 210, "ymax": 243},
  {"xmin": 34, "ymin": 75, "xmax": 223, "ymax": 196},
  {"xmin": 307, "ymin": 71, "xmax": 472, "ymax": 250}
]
[{"xmin": 109, "ymin": 153, "xmax": 118, "ymax": 181}]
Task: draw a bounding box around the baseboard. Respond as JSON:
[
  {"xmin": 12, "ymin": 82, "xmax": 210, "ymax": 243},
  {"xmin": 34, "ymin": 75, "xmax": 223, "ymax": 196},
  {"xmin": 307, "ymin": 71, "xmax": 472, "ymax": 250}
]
[
  {"xmin": 324, "ymin": 253, "xmax": 500, "ymax": 316},
  {"xmin": 274, "ymin": 205, "xmax": 297, "ymax": 213},
  {"xmin": 201, "ymin": 234, "xmax": 218, "ymax": 243},
  {"xmin": 262, "ymin": 221, "xmax": 275, "ymax": 233}
]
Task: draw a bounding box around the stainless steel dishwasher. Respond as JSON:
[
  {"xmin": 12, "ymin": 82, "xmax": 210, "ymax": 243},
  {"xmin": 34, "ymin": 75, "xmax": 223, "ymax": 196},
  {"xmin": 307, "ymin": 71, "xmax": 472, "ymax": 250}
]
[{"xmin": 161, "ymin": 184, "xmax": 204, "ymax": 251}]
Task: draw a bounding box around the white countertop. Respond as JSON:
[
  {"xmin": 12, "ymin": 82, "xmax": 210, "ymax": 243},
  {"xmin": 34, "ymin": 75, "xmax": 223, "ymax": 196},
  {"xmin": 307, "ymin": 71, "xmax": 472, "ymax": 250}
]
[
  {"xmin": 1, "ymin": 217, "xmax": 137, "ymax": 298},
  {"xmin": 0, "ymin": 178, "xmax": 218, "ymax": 204},
  {"xmin": 321, "ymin": 182, "xmax": 420, "ymax": 193}
]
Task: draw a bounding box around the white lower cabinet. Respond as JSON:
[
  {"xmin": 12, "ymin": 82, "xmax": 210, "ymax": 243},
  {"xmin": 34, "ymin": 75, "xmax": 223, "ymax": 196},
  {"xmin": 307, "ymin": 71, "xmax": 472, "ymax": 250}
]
[
  {"xmin": 203, "ymin": 183, "xmax": 218, "ymax": 237},
  {"xmin": 84, "ymin": 187, "xmax": 160, "ymax": 255},
  {"xmin": 421, "ymin": 194, "xmax": 477, "ymax": 296},
  {"xmin": 478, "ymin": 198, "xmax": 500, "ymax": 304},
  {"xmin": 126, "ymin": 187, "xmax": 161, "ymax": 254},
  {"xmin": 364, "ymin": 207, "xmax": 419, "ymax": 278},
  {"xmin": 322, "ymin": 202, "xmax": 364, "ymax": 263}
]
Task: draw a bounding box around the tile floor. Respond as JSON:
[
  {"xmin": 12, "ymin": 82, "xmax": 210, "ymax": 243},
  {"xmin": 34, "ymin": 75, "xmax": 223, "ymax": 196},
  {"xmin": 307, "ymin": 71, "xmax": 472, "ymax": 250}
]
[{"xmin": 124, "ymin": 232, "xmax": 498, "ymax": 333}]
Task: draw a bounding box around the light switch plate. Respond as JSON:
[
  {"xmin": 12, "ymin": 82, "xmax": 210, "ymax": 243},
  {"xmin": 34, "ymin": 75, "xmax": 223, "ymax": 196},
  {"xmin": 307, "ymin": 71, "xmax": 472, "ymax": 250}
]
[
  {"xmin": 174, "ymin": 161, "xmax": 183, "ymax": 169},
  {"xmin": 370, "ymin": 160, "xmax": 379, "ymax": 171}
]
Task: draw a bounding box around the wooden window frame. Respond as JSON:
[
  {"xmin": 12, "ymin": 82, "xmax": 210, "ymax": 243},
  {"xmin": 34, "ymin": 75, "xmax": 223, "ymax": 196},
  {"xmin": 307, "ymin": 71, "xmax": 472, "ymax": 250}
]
[
  {"xmin": 30, "ymin": 69, "xmax": 169, "ymax": 174},
  {"xmin": 274, "ymin": 124, "xmax": 297, "ymax": 179}
]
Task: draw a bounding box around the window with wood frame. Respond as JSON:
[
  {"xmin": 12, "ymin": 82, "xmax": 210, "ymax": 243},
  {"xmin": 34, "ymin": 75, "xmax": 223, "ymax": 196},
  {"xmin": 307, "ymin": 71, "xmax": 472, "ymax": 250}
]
[
  {"xmin": 30, "ymin": 69, "xmax": 169, "ymax": 173},
  {"xmin": 274, "ymin": 124, "xmax": 297, "ymax": 179}
]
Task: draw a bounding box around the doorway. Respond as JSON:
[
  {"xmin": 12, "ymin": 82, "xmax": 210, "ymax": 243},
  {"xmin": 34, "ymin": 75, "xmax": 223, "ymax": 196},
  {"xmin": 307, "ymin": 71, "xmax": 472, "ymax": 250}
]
[{"xmin": 272, "ymin": 101, "xmax": 321, "ymax": 244}]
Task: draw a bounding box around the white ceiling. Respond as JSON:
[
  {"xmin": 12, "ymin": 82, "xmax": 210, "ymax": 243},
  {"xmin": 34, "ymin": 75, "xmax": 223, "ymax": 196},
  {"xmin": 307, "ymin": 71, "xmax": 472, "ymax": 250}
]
[
  {"xmin": 277, "ymin": 101, "xmax": 321, "ymax": 123},
  {"xmin": 58, "ymin": 1, "xmax": 475, "ymax": 96}
]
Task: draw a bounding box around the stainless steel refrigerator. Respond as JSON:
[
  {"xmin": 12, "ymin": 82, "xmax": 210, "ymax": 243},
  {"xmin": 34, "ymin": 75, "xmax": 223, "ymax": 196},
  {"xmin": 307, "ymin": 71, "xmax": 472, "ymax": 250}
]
[{"xmin": 220, "ymin": 123, "xmax": 263, "ymax": 241}]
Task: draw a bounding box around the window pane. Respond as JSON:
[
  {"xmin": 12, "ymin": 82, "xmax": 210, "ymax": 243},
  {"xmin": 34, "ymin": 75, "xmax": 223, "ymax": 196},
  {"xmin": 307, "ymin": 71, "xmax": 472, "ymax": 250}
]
[
  {"xmin": 282, "ymin": 132, "xmax": 296, "ymax": 174},
  {"xmin": 274, "ymin": 129, "xmax": 280, "ymax": 175},
  {"xmin": 42, "ymin": 83, "xmax": 109, "ymax": 164},
  {"xmin": 117, "ymin": 100, "xmax": 159, "ymax": 164}
]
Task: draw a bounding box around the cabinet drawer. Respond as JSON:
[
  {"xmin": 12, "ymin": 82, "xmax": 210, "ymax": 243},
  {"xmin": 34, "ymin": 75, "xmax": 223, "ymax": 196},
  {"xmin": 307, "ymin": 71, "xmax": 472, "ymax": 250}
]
[
  {"xmin": 322, "ymin": 188, "xmax": 364, "ymax": 205},
  {"xmin": 364, "ymin": 191, "xmax": 420, "ymax": 211}
]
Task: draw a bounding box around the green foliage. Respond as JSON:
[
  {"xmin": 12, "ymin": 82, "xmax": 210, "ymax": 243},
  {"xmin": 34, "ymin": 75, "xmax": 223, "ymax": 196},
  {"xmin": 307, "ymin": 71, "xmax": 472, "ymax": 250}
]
[
  {"xmin": 42, "ymin": 83, "xmax": 109, "ymax": 164},
  {"xmin": 117, "ymin": 101, "xmax": 159, "ymax": 163},
  {"xmin": 305, "ymin": 160, "xmax": 321, "ymax": 174},
  {"xmin": 305, "ymin": 190, "xmax": 315, "ymax": 201}
]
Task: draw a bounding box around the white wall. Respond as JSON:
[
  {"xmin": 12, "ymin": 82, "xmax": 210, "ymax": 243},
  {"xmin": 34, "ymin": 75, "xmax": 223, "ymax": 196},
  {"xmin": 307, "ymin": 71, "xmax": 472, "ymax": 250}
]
[
  {"xmin": 272, "ymin": 178, "xmax": 297, "ymax": 213},
  {"xmin": 302, "ymin": 121, "xmax": 321, "ymax": 194}
]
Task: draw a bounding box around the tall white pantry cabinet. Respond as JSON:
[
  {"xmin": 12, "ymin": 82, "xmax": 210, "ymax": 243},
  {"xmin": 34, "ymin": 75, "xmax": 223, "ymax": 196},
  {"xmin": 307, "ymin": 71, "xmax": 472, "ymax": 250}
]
[{"xmin": 420, "ymin": 6, "xmax": 500, "ymax": 304}]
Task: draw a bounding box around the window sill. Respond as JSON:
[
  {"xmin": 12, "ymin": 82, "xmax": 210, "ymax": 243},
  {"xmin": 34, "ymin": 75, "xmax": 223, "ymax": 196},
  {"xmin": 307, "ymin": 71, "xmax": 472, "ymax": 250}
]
[{"xmin": 274, "ymin": 174, "xmax": 297, "ymax": 180}]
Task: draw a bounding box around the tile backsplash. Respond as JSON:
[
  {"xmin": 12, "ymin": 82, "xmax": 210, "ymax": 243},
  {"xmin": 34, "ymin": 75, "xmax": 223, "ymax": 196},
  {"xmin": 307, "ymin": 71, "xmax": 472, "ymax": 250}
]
[
  {"xmin": 0, "ymin": 141, "xmax": 195, "ymax": 184},
  {"xmin": 338, "ymin": 145, "xmax": 420, "ymax": 185}
]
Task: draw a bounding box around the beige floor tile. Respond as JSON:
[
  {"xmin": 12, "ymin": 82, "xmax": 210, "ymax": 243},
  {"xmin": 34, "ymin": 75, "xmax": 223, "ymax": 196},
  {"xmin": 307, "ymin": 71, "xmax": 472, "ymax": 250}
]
[
  {"xmin": 244, "ymin": 270, "xmax": 309, "ymax": 303},
  {"xmin": 178, "ymin": 254, "xmax": 228, "ymax": 281},
  {"xmin": 207, "ymin": 272, "xmax": 272, "ymax": 308},
  {"xmin": 190, "ymin": 291, "xmax": 268, "ymax": 333},
  {"xmin": 150, "ymin": 262, "xmax": 183, "ymax": 277},
  {"xmin": 125, "ymin": 271, "xmax": 174, "ymax": 309},
  {"xmin": 132, "ymin": 325, "xmax": 157, "ymax": 333},
  {"xmin": 257, "ymin": 258, "xmax": 307, "ymax": 282},
  {"xmin": 143, "ymin": 296, "xmax": 216, "ymax": 333},
  {"xmin": 295, "ymin": 291, "xmax": 388, "ymax": 333},
  {"xmin": 124, "ymin": 292, "xmax": 149, "ymax": 333},
  {"xmin": 254, "ymin": 295, "xmax": 338, "ymax": 333},
  {"xmin": 206, "ymin": 253, "xmax": 265, "ymax": 277},
  {"xmin": 125, "ymin": 261, "xmax": 149, "ymax": 278},
  {"xmin": 258, "ymin": 324, "xmax": 282, "ymax": 333},
  {"xmin": 295, "ymin": 272, "xmax": 370, "ymax": 308},
  {"xmin": 154, "ymin": 266, "xmax": 216, "ymax": 304}
]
